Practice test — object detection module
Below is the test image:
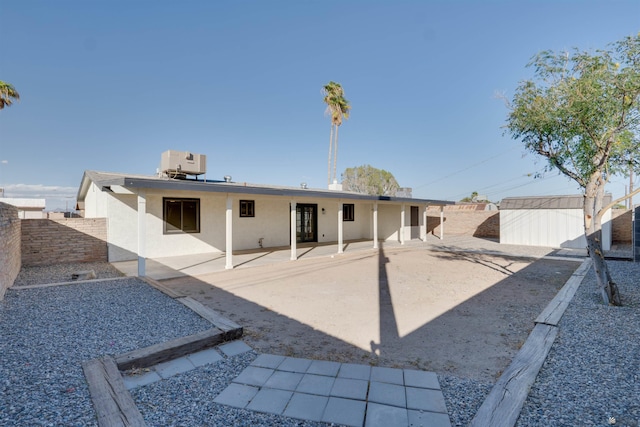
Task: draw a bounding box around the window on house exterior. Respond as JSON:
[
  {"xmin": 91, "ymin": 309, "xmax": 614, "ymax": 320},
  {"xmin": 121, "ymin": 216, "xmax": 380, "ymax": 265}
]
[
  {"xmin": 240, "ymin": 200, "xmax": 255, "ymax": 217},
  {"xmin": 343, "ymin": 203, "xmax": 355, "ymax": 221},
  {"xmin": 164, "ymin": 198, "xmax": 200, "ymax": 234}
]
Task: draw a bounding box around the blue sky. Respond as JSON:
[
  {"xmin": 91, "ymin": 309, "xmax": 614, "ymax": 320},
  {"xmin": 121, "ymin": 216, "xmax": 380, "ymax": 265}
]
[{"xmin": 1, "ymin": 1, "xmax": 638, "ymax": 211}]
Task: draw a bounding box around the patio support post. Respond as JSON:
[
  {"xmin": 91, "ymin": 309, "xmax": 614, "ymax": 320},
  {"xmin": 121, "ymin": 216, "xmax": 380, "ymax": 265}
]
[
  {"xmin": 290, "ymin": 201, "xmax": 297, "ymax": 260},
  {"xmin": 373, "ymin": 202, "xmax": 378, "ymax": 249},
  {"xmin": 137, "ymin": 190, "xmax": 146, "ymax": 277},
  {"xmin": 225, "ymin": 195, "xmax": 233, "ymax": 269},
  {"xmin": 440, "ymin": 205, "xmax": 444, "ymax": 240},
  {"xmin": 400, "ymin": 203, "xmax": 406, "ymax": 245},
  {"xmin": 422, "ymin": 205, "xmax": 428, "ymax": 242},
  {"xmin": 338, "ymin": 202, "xmax": 344, "ymax": 254}
]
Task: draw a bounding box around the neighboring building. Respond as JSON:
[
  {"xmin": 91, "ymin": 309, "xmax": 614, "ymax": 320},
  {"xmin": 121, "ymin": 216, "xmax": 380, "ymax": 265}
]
[
  {"xmin": 76, "ymin": 168, "xmax": 453, "ymax": 272},
  {"xmin": 0, "ymin": 198, "xmax": 46, "ymax": 219},
  {"xmin": 500, "ymin": 195, "xmax": 612, "ymax": 250}
]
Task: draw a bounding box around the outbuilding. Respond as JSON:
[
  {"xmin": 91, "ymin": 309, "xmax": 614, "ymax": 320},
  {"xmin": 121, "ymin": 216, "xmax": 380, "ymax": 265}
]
[{"xmin": 499, "ymin": 195, "xmax": 612, "ymax": 250}]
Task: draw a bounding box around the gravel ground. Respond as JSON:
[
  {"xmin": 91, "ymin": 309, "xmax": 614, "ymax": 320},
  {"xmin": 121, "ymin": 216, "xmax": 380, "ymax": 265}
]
[
  {"xmin": 2, "ymin": 259, "xmax": 639, "ymax": 426},
  {"xmin": 516, "ymin": 260, "xmax": 640, "ymax": 427}
]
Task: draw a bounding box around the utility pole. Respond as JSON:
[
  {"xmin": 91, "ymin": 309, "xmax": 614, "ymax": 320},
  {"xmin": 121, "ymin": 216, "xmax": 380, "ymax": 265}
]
[{"xmin": 630, "ymin": 162, "xmax": 634, "ymax": 209}]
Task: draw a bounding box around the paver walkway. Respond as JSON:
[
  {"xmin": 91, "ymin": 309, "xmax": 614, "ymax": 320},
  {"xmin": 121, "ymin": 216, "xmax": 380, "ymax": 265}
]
[
  {"xmin": 122, "ymin": 339, "xmax": 451, "ymax": 427},
  {"xmin": 214, "ymin": 353, "xmax": 451, "ymax": 427}
]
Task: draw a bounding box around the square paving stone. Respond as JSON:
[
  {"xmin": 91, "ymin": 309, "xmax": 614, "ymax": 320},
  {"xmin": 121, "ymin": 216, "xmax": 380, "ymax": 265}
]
[
  {"xmin": 213, "ymin": 383, "xmax": 259, "ymax": 408},
  {"xmin": 321, "ymin": 397, "xmax": 367, "ymax": 427},
  {"xmin": 283, "ymin": 392, "xmax": 329, "ymax": 422},
  {"xmin": 403, "ymin": 369, "xmax": 440, "ymax": 390},
  {"xmin": 251, "ymin": 354, "xmax": 286, "ymax": 369},
  {"xmin": 246, "ymin": 388, "xmax": 293, "ymax": 415},
  {"xmin": 368, "ymin": 381, "xmax": 406, "ymax": 408},
  {"xmin": 337, "ymin": 363, "xmax": 371, "ymax": 381},
  {"xmin": 408, "ymin": 409, "xmax": 452, "ymax": 427},
  {"xmin": 264, "ymin": 370, "xmax": 304, "ymax": 391},
  {"xmin": 296, "ymin": 374, "xmax": 335, "ymax": 396},
  {"xmin": 187, "ymin": 348, "xmax": 223, "ymax": 367},
  {"xmin": 154, "ymin": 356, "xmax": 195, "ymax": 379},
  {"xmin": 330, "ymin": 377, "xmax": 369, "ymax": 400},
  {"xmin": 279, "ymin": 357, "xmax": 313, "ymax": 373},
  {"xmin": 405, "ymin": 387, "xmax": 448, "ymax": 413},
  {"xmin": 371, "ymin": 366, "xmax": 404, "ymax": 385},
  {"xmin": 122, "ymin": 370, "xmax": 161, "ymax": 390},
  {"xmin": 365, "ymin": 402, "xmax": 409, "ymax": 427},
  {"xmin": 232, "ymin": 366, "xmax": 274, "ymax": 387},
  {"xmin": 219, "ymin": 340, "xmax": 252, "ymax": 356},
  {"xmin": 307, "ymin": 360, "xmax": 341, "ymax": 377}
]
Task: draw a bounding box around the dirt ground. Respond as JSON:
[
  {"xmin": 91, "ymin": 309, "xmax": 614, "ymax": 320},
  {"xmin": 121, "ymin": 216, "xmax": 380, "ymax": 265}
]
[{"xmin": 161, "ymin": 245, "xmax": 579, "ymax": 382}]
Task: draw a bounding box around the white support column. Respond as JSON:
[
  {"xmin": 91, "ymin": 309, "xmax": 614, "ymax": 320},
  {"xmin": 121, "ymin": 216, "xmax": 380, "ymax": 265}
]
[
  {"xmin": 373, "ymin": 202, "xmax": 379, "ymax": 249},
  {"xmin": 400, "ymin": 203, "xmax": 406, "ymax": 245},
  {"xmin": 440, "ymin": 205, "xmax": 444, "ymax": 240},
  {"xmin": 290, "ymin": 201, "xmax": 297, "ymax": 260},
  {"xmin": 338, "ymin": 202, "xmax": 344, "ymax": 254},
  {"xmin": 137, "ymin": 190, "xmax": 146, "ymax": 277},
  {"xmin": 422, "ymin": 205, "xmax": 428, "ymax": 242},
  {"xmin": 225, "ymin": 195, "xmax": 233, "ymax": 269}
]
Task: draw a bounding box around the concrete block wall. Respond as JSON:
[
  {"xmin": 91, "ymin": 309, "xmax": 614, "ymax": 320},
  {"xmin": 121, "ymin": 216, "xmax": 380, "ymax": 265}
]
[
  {"xmin": 611, "ymin": 209, "xmax": 632, "ymax": 243},
  {"xmin": 21, "ymin": 218, "xmax": 108, "ymax": 266},
  {"xmin": 427, "ymin": 208, "xmax": 500, "ymax": 238},
  {"xmin": 0, "ymin": 202, "xmax": 21, "ymax": 300}
]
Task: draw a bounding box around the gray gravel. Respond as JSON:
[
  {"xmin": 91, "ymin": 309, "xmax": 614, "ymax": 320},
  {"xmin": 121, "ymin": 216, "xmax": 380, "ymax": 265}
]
[
  {"xmin": 2, "ymin": 260, "xmax": 639, "ymax": 426},
  {"xmin": 516, "ymin": 260, "xmax": 640, "ymax": 427}
]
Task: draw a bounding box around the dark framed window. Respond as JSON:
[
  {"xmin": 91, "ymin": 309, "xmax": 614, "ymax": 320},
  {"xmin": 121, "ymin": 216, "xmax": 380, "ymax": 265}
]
[
  {"xmin": 164, "ymin": 198, "xmax": 200, "ymax": 234},
  {"xmin": 240, "ymin": 200, "xmax": 255, "ymax": 217},
  {"xmin": 343, "ymin": 203, "xmax": 355, "ymax": 221}
]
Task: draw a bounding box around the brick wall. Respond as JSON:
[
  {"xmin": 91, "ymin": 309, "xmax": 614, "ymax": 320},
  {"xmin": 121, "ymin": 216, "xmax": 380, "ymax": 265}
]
[
  {"xmin": 21, "ymin": 218, "xmax": 108, "ymax": 266},
  {"xmin": 427, "ymin": 207, "xmax": 500, "ymax": 238},
  {"xmin": 0, "ymin": 202, "xmax": 21, "ymax": 300},
  {"xmin": 611, "ymin": 208, "xmax": 632, "ymax": 243}
]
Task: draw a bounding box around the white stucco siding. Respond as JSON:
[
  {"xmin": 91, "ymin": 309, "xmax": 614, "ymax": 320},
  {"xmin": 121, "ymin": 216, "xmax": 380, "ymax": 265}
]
[
  {"xmin": 377, "ymin": 204, "xmax": 401, "ymax": 241},
  {"xmin": 500, "ymin": 208, "xmax": 612, "ymax": 250},
  {"xmin": 107, "ymin": 193, "xmax": 138, "ymax": 261},
  {"xmin": 231, "ymin": 196, "xmax": 291, "ymax": 250},
  {"xmin": 343, "ymin": 202, "xmax": 372, "ymax": 240},
  {"xmin": 84, "ymin": 182, "xmax": 109, "ymax": 218}
]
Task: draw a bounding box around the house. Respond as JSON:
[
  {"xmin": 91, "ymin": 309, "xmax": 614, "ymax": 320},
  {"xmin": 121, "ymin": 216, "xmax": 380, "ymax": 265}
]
[
  {"xmin": 0, "ymin": 198, "xmax": 46, "ymax": 219},
  {"xmin": 76, "ymin": 163, "xmax": 453, "ymax": 275},
  {"xmin": 499, "ymin": 195, "xmax": 612, "ymax": 250}
]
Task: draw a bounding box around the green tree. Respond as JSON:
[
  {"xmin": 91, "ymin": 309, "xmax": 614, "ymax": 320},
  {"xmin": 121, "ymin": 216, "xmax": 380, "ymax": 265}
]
[
  {"xmin": 506, "ymin": 33, "xmax": 640, "ymax": 306},
  {"xmin": 322, "ymin": 81, "xmax": 351, "ymax": 186},
  {"xmin": 0, "ymin": 81, "xmax": 20, "ymax": 109},
  {"xmin": 341, "ymin": 165, "xmax": 399, "ymax": 196}
]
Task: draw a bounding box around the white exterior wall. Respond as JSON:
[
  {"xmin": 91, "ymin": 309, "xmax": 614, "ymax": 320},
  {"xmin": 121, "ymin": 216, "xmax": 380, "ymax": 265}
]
[
  {"xmin": 500, "ymin": 208, "xmax": 612, "ymax": 250},
  {"xmin": 231, "ymin": 196, "xmax": 291, "ymax": 249},
  {"xmin": 377, "ymin": 204, "xmax": 402, "ymax": 242}
]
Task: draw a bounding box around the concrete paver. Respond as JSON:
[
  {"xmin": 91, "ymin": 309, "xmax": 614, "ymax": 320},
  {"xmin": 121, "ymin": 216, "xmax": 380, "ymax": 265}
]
[
  {"xmin": 187, "ymin": 348, "xmax": 224, "ymax": 367},
  {"xmin": 154, "ymin": 356, "xmax": 195, "ymax": 379},
  {"xmin": 217, "ymin": 353, "xmax": 450, "ymax": 427},
  {"xmin": 218, "ymin": 340, "xmax": 252, "ymax": 356}
]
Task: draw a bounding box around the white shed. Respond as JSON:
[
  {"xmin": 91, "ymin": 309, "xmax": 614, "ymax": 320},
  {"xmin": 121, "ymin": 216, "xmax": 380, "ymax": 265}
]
[{"xmin": 499, "ymin": 195, "xmax": 612, "ymax": 250}]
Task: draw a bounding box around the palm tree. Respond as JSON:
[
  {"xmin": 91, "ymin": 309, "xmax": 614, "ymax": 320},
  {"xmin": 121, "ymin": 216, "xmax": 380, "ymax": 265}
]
[
  {"xmin": 322, "ymin": 81, "xmax": 350, "ymax": 186},
  {"xmin": 0, "ymin": 81, "xmax": 20, "ymax": 109}
]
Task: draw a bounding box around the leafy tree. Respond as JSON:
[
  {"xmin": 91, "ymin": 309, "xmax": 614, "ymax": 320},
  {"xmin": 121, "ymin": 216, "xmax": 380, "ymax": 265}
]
[
  {"xmin": 341, "ymin": 165, "xmax": 399, "ymax": 196},
  {"xmin": 0, "ymin": 81, "xmax": 20, "ymax": 109},
  {"xmin": 506, "ymin": 33, "xmax": 640, "ymax": 306},
  {"xmin": 322, "ymin": 81, "xmax": 351, "ymax": 186}
]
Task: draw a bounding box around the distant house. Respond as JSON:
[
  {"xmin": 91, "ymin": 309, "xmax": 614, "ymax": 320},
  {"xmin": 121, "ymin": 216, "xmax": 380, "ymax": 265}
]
[
  {"xmin": 500, "ymin": 195, "xmax": 612, "ymax": 250},
  {"xmin": 76, "ymin": 166, "xmax": 452, "ymax": 272},
  {"xmin": 0, "ymin": 198, "xmax": 46, "ymax": 219}
]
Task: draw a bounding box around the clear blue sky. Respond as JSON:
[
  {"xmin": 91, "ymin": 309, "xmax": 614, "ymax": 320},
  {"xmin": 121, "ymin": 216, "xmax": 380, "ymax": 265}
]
[{"xmin": 1, "ymin": 1, "xmax": 638, "ymax": 211}]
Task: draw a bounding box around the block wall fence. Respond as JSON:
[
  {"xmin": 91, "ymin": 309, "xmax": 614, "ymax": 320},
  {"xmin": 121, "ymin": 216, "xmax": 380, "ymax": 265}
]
[
  {"xmin": 0, "ymin": 202, "xmax": 21, "ymax": 300},
  {"xmin": 20, "ymin": 218, "xmax": 108, "ymax": 267}
]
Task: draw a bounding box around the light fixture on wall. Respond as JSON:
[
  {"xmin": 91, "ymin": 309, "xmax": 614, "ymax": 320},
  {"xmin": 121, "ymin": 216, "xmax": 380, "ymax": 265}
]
[{"xmin": 322, "ymin": 208, "xmax": 325, "ymax": 214}]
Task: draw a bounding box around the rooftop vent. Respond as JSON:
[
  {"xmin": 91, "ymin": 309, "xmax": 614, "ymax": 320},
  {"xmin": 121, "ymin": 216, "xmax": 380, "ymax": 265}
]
[
  {"xmin": 223, "ymin": 175, "xmax": 232, "ymax": 183},
  {"xmin": 161, "ymin": 150, "xmax": 206, "ymax": 179}
]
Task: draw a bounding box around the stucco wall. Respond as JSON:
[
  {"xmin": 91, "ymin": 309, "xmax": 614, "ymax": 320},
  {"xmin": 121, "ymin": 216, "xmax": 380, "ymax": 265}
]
[
  {"xmin": 0, "ymin": 202, "xmax": 21, "ymax": 300},
  {"xmin": 21, "ymin": 218, "xmax": 108, "ymax": 266}
]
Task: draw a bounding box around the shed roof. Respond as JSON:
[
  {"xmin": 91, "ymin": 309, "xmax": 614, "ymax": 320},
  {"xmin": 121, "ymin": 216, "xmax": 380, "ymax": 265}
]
[{"xmin": 500, "ymin": 194, "xmax": 612, "ymax": 210}]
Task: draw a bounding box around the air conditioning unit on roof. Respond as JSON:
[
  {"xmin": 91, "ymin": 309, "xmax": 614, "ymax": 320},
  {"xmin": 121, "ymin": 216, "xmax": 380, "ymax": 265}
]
[{"xmin": 161, "ymin": 150, "xmax": 206, "ymax": 178}]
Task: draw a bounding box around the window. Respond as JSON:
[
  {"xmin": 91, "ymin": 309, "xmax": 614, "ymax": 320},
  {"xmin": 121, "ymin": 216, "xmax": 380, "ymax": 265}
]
[
  {"xmin": 240, "ymin": 200, "xmax": 255, "ymax": 217},
  {"xmin": 343, "ymin": 203, "xmax": 355, "ymax": 221},
  {"xmin": 164, "ymin": 198, "xmax": 200, "ymax": 234}
]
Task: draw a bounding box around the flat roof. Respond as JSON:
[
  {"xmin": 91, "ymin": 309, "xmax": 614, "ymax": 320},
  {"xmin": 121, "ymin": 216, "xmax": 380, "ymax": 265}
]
[
  {"xmin": 77, "ymin": 170, "xmax": 454, "ymax": 206},
  {"xmin": 500, "ymin": 194, "xmax": 612, "ymax": 210}
]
